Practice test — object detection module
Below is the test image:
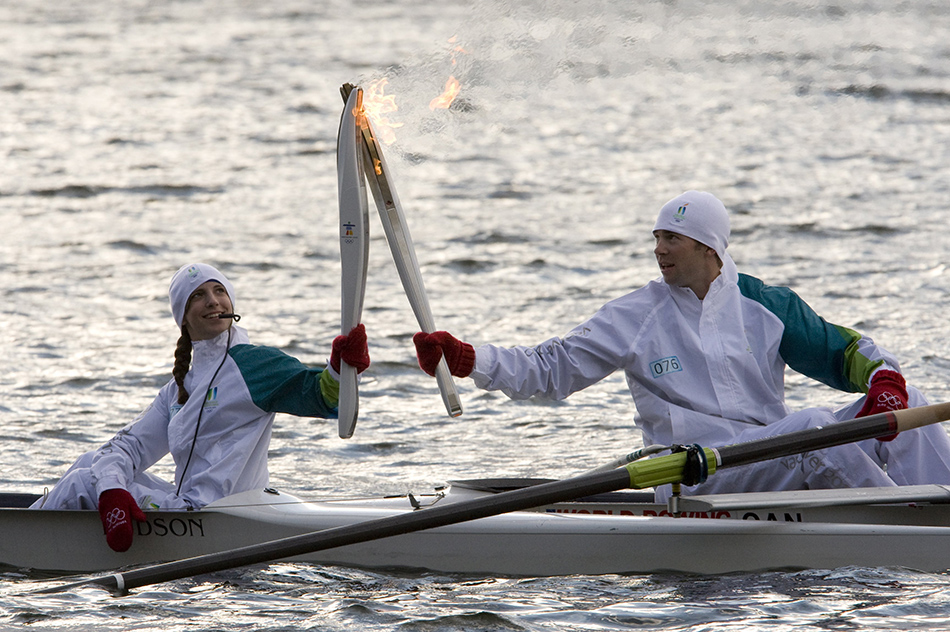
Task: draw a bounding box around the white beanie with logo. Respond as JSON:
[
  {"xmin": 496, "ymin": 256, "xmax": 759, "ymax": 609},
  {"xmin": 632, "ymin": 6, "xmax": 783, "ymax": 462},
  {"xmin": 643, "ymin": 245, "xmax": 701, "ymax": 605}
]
[
  {"xmin": 652, "ymin": 191, "xmax": 730, "ymax": 258},
  {"xmin": 168, "ymin": 263, "xmax": 236, "ymax": 329}
]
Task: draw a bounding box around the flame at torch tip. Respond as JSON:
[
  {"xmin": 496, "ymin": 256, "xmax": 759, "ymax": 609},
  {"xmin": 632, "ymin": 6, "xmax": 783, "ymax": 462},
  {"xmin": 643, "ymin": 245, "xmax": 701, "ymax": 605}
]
[
  {"xmin": 362, "ymin": 78, "xmax": 403, "ymax": 145},
  {"xmin": 429, "ymin": 75, "xmax": 461, "ymax": 110}
]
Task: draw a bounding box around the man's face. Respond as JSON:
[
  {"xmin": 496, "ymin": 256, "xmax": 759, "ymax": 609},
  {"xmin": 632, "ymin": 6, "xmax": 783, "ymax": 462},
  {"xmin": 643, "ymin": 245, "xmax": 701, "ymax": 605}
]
[{"xmin": 653, "ymin": 230, "xmax": 716, "ymax": 295}]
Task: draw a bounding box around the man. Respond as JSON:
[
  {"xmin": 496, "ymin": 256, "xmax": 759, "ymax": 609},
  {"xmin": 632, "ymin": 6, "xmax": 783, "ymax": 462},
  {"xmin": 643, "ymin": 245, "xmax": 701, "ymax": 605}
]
[{"xmin": 413, "ymin": 191, "xmax": 950, "ymax": 501}]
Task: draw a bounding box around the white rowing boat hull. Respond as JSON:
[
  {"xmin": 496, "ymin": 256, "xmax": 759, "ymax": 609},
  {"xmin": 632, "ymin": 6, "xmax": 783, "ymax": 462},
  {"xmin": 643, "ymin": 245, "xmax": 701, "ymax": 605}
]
[{"xmin": 6, "ymin": 482, "xmax": 950, "ymax": 576}]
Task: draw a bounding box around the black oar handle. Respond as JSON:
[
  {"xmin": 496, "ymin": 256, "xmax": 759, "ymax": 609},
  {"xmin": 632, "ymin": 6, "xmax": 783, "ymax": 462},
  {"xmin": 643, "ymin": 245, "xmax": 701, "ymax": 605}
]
[{"xmin": 717, "ymin": 402, "xmax": 950, "ymax": 469}]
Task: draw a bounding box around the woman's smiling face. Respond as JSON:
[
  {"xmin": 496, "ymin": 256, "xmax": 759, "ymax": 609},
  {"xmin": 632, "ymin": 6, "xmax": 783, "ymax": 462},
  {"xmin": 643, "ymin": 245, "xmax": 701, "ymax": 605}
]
[{"xmin": 183, "ymin": 281, "xmax": 234, "ymax": 340}]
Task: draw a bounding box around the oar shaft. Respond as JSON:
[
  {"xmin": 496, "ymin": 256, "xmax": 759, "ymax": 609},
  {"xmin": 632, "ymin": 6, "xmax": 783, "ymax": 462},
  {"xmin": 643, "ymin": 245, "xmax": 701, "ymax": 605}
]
[
  {"xmin": 81, "ymin": 467, "xmax": 632, "ymax": 593},
  {"xmin": 716, "ymin": 402, "xmax": 950, "ymax": 469}
]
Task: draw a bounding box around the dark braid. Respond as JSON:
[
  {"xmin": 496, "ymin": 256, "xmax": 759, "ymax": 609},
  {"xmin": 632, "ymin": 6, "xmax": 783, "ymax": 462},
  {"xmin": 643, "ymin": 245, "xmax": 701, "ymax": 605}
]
[{"xmin": 173, "ymin": 327, "xmax": 193, "ymax": 405}]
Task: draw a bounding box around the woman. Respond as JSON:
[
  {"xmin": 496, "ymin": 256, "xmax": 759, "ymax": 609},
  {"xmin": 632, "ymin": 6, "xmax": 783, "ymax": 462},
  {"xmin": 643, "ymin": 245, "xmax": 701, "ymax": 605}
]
[{"xmin": 32, "ymin": 263, "xmax": 370, "ymax": 553}]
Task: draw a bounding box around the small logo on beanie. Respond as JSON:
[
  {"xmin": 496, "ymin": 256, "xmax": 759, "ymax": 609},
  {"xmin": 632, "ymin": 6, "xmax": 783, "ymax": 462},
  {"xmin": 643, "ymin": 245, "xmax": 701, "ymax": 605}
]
[
  {"xmin": 673, "ymin": 203, "xmax": 688, "ymax": 223},
  {"xmin": 185, "ymin": 265, "xmax": 199, "ymax": 279}
]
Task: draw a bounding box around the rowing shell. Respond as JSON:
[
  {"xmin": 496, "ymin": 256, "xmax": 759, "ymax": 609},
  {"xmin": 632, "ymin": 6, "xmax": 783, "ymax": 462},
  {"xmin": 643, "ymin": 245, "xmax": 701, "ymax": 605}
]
[{"xmin": 8, "ymin": 481, "xmax": 950, "ymax": 576}]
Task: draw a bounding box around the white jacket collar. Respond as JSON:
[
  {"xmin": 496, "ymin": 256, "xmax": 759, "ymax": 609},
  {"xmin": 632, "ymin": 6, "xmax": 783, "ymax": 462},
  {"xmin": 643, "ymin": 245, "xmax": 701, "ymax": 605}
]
[
  {"xmin": 192, "ymin": 326, "xmax": 249, "ymax": 368},
  {"xmin": 703, "ymin": 251, "xmax": 739, "ymax": 302}
]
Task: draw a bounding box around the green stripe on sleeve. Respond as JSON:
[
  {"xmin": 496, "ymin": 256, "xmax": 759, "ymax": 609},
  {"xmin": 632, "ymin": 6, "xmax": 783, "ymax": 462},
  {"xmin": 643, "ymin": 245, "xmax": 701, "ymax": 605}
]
[
  {"xmin": 836, "ymin": 324, "xmax": 883, "ymax": 394},
  {"xmin": 229, "ymin": 344, "xmax": 337, "ymax": 418},
  {"xmin": 738, "ymin": 274, "xmax": 869, "ymax": 393},
  {"xmin": 319, "ymin": 367, "xmax": 340, "ymax": 408}
]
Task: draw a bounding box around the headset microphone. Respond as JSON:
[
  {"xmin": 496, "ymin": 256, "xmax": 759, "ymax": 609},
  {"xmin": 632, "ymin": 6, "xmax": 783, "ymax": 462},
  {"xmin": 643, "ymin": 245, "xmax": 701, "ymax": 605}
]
[{"xmin": 218, "ymin": 313, "xmax": 242, "ymax": 322}]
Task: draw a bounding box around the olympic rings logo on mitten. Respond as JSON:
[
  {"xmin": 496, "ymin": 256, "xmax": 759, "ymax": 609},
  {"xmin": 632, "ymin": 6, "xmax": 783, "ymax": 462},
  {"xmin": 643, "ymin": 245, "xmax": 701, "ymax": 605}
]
[
  {"xmin": 104, "ymin": 507, "xmax": 128, "ymax": 533},
  {"xmin": 876, "ymin": 391, "xmax": 905, "ymax": 411}
]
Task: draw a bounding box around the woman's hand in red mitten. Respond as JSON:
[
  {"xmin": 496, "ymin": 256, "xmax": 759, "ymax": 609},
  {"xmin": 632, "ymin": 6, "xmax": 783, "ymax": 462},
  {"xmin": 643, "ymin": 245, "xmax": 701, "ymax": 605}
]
[{"xmin": 98, "ymin": 488, "xmax": 147, "ymax": 552}]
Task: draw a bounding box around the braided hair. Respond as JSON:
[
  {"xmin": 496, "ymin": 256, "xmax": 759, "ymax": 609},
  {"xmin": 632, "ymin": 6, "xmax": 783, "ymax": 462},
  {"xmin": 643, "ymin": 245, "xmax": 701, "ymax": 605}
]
[
  {"xmin": 173, "ymin": 326, "xmax": 193, "ymax": 405},
  {"xmin": 172, "ymin": 291, "xmax": 197, "ymax": 405}
]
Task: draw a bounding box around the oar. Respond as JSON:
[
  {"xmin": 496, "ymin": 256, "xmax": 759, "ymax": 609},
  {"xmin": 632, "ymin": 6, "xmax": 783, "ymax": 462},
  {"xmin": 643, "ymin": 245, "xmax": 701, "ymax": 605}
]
[
  {"xmin": 580, "ymin": 444, "xmax": 667, "ymax": 475},
  {"xmin": 37, "ymin": 402, "xmax": 950, "ymax": 594}
]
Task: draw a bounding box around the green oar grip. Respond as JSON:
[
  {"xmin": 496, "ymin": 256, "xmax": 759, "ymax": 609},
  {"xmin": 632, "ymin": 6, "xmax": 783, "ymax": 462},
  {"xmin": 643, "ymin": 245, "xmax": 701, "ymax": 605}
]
[{"xmin": 624, "ymin": 448, "xmax": 718, "ymax": 489}]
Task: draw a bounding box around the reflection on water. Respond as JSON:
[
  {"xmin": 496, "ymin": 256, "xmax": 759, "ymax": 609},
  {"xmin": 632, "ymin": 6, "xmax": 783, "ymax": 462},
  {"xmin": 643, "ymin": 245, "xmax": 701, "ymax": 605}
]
[{"xmin": 9, "ymin": 565, "xmax": 950, "ymax": 631}]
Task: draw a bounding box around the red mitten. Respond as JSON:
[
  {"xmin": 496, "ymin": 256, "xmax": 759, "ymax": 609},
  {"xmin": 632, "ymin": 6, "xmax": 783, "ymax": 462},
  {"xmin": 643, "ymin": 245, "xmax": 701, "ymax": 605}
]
[
  {"xmin": 412, "ymin": 331, "xmax": 475, "ymax": 378},
  {"xmin": 330, "ymin": 324, "xmax": 370, "ymax": 373},
  {"xmin": 857, "ymin": 370, "xmax": 908, "ymax": 441},
  {"xmin": 98, "ymin": 488, "xmax": 147, "ymax": 552},
  {"xmin": 413, "ymin": 332, "xmax": 443, "ymax": 376}
]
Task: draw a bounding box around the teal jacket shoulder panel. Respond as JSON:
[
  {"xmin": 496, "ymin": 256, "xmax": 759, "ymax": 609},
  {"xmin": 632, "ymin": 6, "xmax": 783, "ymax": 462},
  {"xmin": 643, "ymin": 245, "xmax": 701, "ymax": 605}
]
[
  {"xmin": 228, "ymin": 344, "xmax": 338, "ymax": 418},
  {"xmin": 737, "ymin": 273, "xmax": 871, "ymax": 393}
]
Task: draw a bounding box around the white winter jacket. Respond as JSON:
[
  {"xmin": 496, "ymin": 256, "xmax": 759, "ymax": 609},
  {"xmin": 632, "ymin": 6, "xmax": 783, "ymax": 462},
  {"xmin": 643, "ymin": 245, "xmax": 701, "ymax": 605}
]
[
  {"xmin": 89, "ymin": 326, "xmax": 336, "ymax": 508},
  {"xmin": 472, "ymin": 255, "xmax": 897, "ymax": 448}
]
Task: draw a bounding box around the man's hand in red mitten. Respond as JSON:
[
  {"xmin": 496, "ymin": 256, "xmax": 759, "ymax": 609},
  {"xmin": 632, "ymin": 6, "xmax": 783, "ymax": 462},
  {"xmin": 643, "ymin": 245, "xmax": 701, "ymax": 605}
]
[
  {"xmin": 98, "ymin": 488, "xmax": 147, "ymax": 552},
  {"xmin": 330, "ymin": 323, "xmax": 370, "ymax": 373},
  {"xmin": 412, "ymin": 331, "xmax": 475, "ymax": 378},
  {"xmin": 856, "ymin": 369, "xmax": 908, "ymax": 441}
]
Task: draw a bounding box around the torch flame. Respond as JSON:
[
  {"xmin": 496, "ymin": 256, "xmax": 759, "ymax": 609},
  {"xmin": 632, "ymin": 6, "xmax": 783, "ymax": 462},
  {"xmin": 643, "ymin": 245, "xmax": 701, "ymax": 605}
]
[
  {"xmin": 429, "ymin": 75, "xmax": 461, "ymax": 110},
  {"xmin": 361, "ymin": 78, "xmax": 403, "ymax": 145},
  {"xmin": 357, "ymin": 37, "xmax": 467, "ymax": 143}
]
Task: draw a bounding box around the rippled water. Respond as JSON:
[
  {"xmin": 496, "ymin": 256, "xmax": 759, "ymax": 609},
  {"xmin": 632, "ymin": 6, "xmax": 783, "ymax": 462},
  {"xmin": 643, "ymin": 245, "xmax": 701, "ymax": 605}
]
[
  {"xmin": 9, "ymin": 566, "xmax": 950, "ymax": 631},
  {"xmin": 4, "ymin": 0, "xmax": 950, "ymax": 629}
]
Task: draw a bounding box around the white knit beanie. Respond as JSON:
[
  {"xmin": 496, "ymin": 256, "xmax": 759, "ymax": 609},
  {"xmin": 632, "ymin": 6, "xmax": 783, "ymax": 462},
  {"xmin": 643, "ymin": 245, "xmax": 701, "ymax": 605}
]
[
  {"xmin": 652, "ymin": 191, "xmax": 730, "ymax": 258},
  {"xmin": 168, "ymin": 263, "xmax": 236, "ymax": 329}
]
